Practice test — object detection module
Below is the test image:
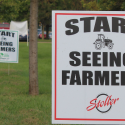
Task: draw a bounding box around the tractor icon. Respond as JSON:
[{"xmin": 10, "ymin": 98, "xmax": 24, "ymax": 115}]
[
  {"xmin": 1, "ymin": 36, "xmax": 6, "ymax": 42},
  {"xmin": 93, "ymin": 34, "xmax": 114, "ymax": 50}
]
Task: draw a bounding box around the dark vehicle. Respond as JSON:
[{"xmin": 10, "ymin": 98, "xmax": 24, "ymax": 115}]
[
  {"xmin": 0, "ymin": 22, "xmax": 10, "ymax": 29},
  {"xmin": 19, "ymin": 34, "xmax": 28, "ymax": 41},
  {"xmin": 19, "ymin": 30, "xmax": 29, "ymax": 41},
  {"xmin": 93, "ymin": 34, "xmax": 114, "ymax": 50},
  {"xmin": 19, "ymin": 29, "xmax": 42, "ymax": 41}
]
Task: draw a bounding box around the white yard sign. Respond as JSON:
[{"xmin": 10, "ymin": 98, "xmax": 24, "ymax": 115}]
[
  {"xmin": 52, "ymin": 11, "xmax": 125, "ymax": 124},
  {"xmin": 0, "ymin": 30, "xmax": 19, "ymax": 63}
]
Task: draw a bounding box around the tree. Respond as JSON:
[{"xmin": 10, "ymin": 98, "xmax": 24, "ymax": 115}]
[
  {"xmin": 38, "ymin": 0, "xmax": 84, "ymax": 40},
  {"xmin": 38, "ymin": 0, "xmax": 53, "ymax": 40},
  {"xmin": 59, "ymin": 0, "xmax": 84, "ymax": 10},
  {"xmin": 81, "ymin": 0, "xmax": 99, "ymax": 10},
  {"xmin": 98, "ymin": 0, "xmax": 125, "ymax": 11},
  {"xmin": 81, "ymin": 0, "xmax": 125, "ymax": 11},
  {"xmin": 29, "ymin": 0, "xmax": 39, "ymax": 95},
  {"xmin": 0, "ymin": 0, "xmax": 30, "ymax": 22},
  {"xmin": 17, "ymin": 0, "xmax": 30, "ymax": 21}
]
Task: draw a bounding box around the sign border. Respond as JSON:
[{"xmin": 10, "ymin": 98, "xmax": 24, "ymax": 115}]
[
  {"xmin": 54, "ymin": 12, "xmax": 125, "ymax": 121},
  {"xmin": 0, "ymin": 30, "xmax": 19, "ymax": 63}
]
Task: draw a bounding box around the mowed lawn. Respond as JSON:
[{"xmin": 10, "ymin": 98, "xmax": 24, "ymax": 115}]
[
  {"xmin": 0, "ymin": 42, "xmax": 84, "ymax": 125},
  {"xmin": 0, "ymin": 42, "xmax": 52, "ymax": 125}
]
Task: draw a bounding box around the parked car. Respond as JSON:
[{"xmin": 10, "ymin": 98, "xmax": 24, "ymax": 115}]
[
  {"xmin": 19, "ymin": 34, "xmax": 28, "ymax": 41},
  {"xmin": 49, "ymin": 32, "xmax": 52, "ymax": 39},
  {"xmin": 39, "ymin": 32, "xmax": 46, "ymax": 39},
  {"xmin": 37, "ymin": 29, "xmax": 42, "ymax": 37},
  {"xmin": 19, "ymin": 30, "xmax": 29, "ymax": 41}
]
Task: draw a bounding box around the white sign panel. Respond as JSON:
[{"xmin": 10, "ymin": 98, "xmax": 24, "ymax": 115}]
[
  {"xmin": 0, "ymin": 30, "xmax": 19, "ymax": 63},
  {"xmin": 52, "ymin": 11, "xmax": 125, "ymax": 124}
]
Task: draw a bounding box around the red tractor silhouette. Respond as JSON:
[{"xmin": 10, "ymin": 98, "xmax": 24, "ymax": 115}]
[{"xmin": 93, "ymin": 34, "xmax": 114, "ymax": 50}]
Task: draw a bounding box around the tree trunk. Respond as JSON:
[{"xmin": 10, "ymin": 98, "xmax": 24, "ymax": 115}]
[
  {"xmin": 29, "ymin": 0, "xmax": 39, "ymax": 95},
  {"xmin": 42, "ymin": 24, "xmax": 44, "ymax": 40}
]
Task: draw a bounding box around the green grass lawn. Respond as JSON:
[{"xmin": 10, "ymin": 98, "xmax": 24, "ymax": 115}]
[
  {"xmin": 0, "ymin": 42, "xmax": 52, "ymax": 125},
  {"xmin": 0, "ymin": 42, "xmax": 84, "ymax": 125},
  {"xmin": 37, "ymin": 38, "xmax": 51, "ymax": 42}
]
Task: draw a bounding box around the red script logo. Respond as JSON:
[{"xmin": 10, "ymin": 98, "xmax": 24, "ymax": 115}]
[{"xmin": 86, "ymin": 94, "xmax": 119, "ymax": 113}]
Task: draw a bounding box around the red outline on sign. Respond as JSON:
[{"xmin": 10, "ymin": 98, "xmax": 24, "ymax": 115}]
[{"xmin": 54, "ymin": 13, "xmax": 125, "ymax": 121}]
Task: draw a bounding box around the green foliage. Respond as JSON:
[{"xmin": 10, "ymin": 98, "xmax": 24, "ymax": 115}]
[
  {"xmin": 121, "ymin": 2, "xmax": 125, "ymax": 10},
  {"xmin": 38, "ymin": 0, "xmax": 83, "ymax": 25},
  {"xmin": 60, "ymin": 0, "xmax": 84, "ymax": 10},
  {"xmin": 1, "ymin": 0, "xmax": 125, "ymax": 25},
  {"xmin": 17, "ymin": 0, "xmax": 30, "ymax": 21},
  {"xmin": 0, "ymin": 0, "xmax": 83, "ymax": 26},
  {"xmin": 81, "ymin": 0, "xmax": 125, "ymax": 11},
  {"xmin": 0, "ymin": 0, "xmax": 30, "ymax": 22},
  {"xmin": 81, "ymin": 0, "xmax": 99, "ymax": 10},
  {"xmin": 38, "ymin": 0, "xmax": 53, "ymax": 25},
  {"xmin": 99, "ymin": 0, "xmax": 125, "ymax": 11}
]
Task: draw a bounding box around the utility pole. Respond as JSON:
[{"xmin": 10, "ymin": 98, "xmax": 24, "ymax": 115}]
[{"xmin": 29, "ymin": 0, "xmax": 39, "ymax": 95}]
